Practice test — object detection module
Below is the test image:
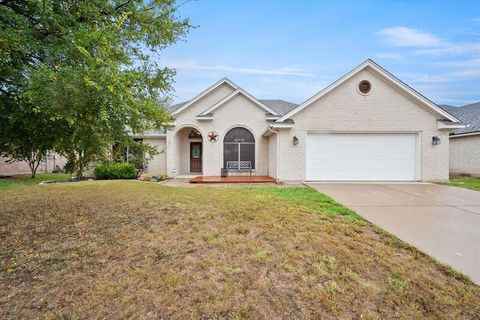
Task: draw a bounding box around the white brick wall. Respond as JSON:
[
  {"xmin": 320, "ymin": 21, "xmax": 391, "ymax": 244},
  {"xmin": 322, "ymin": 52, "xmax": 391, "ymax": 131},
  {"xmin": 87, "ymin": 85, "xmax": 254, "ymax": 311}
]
[
  {"xmin": 277, "ymin": 68, "xmax": 450, "ymax": 182},
  {"xmin": 449, "ymin": 135, "xmax": 480, "ymax": 176},
  {"xmin": 166, "ymin": 83, "xmax": 270, "ymax": 176},
  {"xmin": 143, "ymin": 138, "xmax": 167, "ymax": 175}
]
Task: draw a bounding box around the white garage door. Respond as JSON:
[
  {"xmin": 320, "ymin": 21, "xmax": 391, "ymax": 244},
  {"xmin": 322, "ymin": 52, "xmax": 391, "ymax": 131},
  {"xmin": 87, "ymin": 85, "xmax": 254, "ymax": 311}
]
[{"xmin": 306, "ymin": 133, "xmax": 418, "ymax": 181}]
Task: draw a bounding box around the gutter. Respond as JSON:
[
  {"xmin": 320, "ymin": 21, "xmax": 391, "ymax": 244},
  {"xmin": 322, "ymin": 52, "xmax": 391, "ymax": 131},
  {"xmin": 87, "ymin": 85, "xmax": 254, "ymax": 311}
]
[
  {"xmin": 450, "ymin": 131, "xmax": 480, "ymax": 138},
  {"xmin": 437, "ymin": 120, "xmax": 468, "ymax": 130},
  {"xmin": 270, "ymin": 123, "xmax": 294, "ymax": 129}
]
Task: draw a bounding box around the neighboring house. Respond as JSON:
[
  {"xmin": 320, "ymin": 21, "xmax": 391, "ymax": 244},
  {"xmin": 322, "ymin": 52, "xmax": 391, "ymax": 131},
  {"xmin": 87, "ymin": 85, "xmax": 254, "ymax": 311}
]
[
  {"xmin": 134, "ymin": 59, "xmax": 467, "ymax": 181},
  {"xmin": 0, "ymin": 154, "xmax": 67, "ymax": 176},
  {"xmin": 440, "ymin": 103, "xmax": 480, "ymax": 177}
]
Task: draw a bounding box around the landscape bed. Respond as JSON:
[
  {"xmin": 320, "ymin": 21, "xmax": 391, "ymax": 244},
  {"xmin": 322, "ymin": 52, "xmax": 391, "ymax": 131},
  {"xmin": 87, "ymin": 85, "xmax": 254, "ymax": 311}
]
[{"xmin": 0, "ymin": 181, "xmax": 478, "ymax": 319}]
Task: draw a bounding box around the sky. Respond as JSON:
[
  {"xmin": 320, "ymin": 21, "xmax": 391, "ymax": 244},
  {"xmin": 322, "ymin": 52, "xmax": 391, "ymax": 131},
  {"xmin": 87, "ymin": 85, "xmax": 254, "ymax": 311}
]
[{"xmin": 159, "ymin": 0, "xmax": 480, "ymax": 107}]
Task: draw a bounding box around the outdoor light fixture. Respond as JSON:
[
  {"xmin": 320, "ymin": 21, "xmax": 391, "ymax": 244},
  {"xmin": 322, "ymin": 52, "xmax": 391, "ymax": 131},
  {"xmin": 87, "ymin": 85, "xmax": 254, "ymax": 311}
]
[
  {"xmin": 432, "ymin": 136, "xmax": 441, "ymax": 145},
  {"xmin": 188, "ymin": 129, "xmax": 201, "ymax": 139},
  {"xmin": 293, "ymin": 136, "xmax": 299, "ymax": 145}
]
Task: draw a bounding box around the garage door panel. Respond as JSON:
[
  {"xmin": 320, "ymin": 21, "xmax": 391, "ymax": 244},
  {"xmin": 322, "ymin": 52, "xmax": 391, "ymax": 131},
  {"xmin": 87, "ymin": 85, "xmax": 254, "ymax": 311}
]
[{"xmin": 306, "ymin": 133, "xmax": 417, "ymax": 181}]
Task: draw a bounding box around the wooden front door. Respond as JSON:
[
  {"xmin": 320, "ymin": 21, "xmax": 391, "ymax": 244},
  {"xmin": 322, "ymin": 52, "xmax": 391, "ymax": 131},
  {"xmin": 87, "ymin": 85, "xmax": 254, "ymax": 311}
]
[{"xmin": 190, "ymin": 142, "xmax": 202, "ymax": 173}]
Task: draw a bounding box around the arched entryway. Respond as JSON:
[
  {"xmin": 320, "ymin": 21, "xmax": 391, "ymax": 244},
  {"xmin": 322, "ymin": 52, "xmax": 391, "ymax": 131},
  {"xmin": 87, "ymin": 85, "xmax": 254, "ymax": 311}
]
[
  {"xmin": 223, "ymin": 127, "xmax": 255, "ymax": 171},
  {"xmin": 173, "ymin": 126, "xmax": 203, "ymax": 175}
]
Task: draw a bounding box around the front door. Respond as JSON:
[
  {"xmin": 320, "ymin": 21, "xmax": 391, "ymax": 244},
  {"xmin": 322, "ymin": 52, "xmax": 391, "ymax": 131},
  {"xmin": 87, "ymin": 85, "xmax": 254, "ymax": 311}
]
[{"xmin": 190, "ymin": 142, "xmax": 202, "ymax": 173}]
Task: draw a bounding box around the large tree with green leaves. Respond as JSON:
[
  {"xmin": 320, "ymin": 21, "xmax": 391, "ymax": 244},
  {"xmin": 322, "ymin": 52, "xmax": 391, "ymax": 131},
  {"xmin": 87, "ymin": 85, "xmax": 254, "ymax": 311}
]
[{"xmin": 0, "ymin": 0, "xmax": 190, "ymax": 177}]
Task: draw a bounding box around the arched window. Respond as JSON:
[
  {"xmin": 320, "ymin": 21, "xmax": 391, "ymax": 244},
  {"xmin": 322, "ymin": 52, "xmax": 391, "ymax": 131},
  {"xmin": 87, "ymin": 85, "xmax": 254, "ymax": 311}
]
[{"xmin": 224, "ymin": 127, "xmax": 255, "ymax": 170}]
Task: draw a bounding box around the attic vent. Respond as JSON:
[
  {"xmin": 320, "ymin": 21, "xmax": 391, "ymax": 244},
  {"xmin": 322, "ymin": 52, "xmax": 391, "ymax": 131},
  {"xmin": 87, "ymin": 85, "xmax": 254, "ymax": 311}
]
[{"xmin": 358, "ymin": 80, "xmax": 371, "ymax": 95}]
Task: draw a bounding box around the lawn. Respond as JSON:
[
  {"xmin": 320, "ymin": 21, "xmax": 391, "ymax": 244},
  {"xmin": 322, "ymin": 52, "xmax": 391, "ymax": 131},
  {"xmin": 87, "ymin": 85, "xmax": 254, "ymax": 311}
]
[
  {"xmin": 446, "ymin": 177, "xmax": 480, "ymax": 191},
  {"xmin": 0, "ymin": 181, "xmax": 478, "ymax": 319},
  {"xmin": 0, "ymin": 173, "xmax": 72, "ymax": 190}
]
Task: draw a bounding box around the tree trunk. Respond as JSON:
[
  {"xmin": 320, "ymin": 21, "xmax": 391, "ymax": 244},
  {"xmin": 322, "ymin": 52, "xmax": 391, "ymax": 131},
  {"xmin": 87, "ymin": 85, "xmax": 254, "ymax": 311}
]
[
  {"xmin": 27, "ymin": 158, "xmax": 36, "ymax": 178},
  {"xmin": 32, "ymin": 158, "xmax": 42, "ymax": 178},
  {"xmin": 27, "ymin": 155, "xmax": 42, "ymax": 178},
  {"xmin": 74, "ymin": 152, "xmax": 84, "ymax": 179}
]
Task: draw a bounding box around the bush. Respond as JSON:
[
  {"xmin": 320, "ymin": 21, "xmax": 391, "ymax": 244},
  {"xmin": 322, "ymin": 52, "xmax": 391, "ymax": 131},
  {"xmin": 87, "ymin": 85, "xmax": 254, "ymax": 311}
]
[
  {"xmin": 157, "ymin": 173, "xmax": 170, "ymax": 182},
  {"xmin": 138, "ymin": 173, "xmax": 151, "ymax": 181},
  {"xmin": 64, "ymin": 160, "xmax": 75, "ymax": 174},
  {"xmin": 94, "ymin": 162, "xmax": 137, "ymax": 180}
]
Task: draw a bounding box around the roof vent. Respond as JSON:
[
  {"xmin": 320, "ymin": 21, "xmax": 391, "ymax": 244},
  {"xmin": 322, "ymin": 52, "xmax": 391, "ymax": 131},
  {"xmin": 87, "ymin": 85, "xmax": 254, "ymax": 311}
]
[{"xmin": 358, "ymin": 80, "xmax": 371, "ymax": 95}]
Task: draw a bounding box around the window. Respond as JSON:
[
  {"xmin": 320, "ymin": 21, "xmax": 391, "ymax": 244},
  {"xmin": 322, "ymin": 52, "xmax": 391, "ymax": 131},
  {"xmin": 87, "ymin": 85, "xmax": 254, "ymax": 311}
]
[
  {"xmin": 223, "ymin": 127, "xmax": 255, "ymax": 169},
  {"xmin": 358, "ymin": 80, "xmax": 371, "ymax": 94}
]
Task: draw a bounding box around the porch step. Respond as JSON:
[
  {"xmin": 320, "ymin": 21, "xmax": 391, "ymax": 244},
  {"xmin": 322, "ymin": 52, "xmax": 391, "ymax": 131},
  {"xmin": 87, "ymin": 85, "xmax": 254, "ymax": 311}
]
[{"xmin": 189, "ymin": 176, "xmax": 276, "ymax": 184}]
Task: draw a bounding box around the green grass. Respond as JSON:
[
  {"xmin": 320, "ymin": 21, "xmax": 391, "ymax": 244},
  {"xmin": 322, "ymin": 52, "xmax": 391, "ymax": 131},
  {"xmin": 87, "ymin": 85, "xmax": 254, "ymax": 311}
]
[
  {"xmin": 0, "ymin": 181, "xmax": 478, "ymax": 319},
  {"xmin": 445, "ymin": 177, "xmax": 480, "ymax": 191},
  {"xmin": 0, "ymin": 173, "xmax": 72, "ymax": 190}
]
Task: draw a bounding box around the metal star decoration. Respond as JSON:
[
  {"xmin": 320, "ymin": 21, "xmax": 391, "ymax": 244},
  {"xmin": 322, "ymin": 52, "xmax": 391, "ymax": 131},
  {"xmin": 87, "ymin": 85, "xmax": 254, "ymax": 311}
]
[{"xmin": 207, "ymin": 131, "xmax": 218, "ymax": 143}]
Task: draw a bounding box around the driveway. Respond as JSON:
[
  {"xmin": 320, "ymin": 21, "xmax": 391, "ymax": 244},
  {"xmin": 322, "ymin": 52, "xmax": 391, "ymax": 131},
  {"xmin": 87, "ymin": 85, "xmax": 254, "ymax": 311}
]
[{"xmin": 306, "ymin": 182, "xmax": 480, "ymax": 285}]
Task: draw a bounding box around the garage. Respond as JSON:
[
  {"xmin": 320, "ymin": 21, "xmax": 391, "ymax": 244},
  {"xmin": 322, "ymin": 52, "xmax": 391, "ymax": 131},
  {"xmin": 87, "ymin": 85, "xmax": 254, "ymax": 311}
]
[{"xmin": 306, "ymin": 133, "xmax": 418, "ymax": 181}]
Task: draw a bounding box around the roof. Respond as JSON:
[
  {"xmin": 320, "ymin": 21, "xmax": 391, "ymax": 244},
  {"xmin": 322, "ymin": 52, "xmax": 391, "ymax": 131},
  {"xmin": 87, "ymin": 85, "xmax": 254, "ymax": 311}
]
[
  {"xmin": 439, "ymin": 102, "xmax": 480, "ymax": 136},
  {"xmin": 276, "ymin": 59, "xmax": 461, "ymax": 123},
  {"xmin": 168, "ymin": 97, "xmax": 298, "ymax": 116},
  {"xmin": 168, "ymin": 101, "xmax": 187, "ymax": 113},
  {"xmin": 168, "ymin": 78, "xmax": 282, "ymax": 116},
  {"xmin": 259, "ymin": 100, "xmax": 298, "ymax": 116}
]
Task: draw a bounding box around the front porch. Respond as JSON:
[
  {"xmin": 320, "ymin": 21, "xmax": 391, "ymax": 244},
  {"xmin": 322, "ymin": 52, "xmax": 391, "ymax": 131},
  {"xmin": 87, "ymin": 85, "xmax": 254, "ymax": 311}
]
[
  {"xmin": 168, "ymin": 125, "xmax": 271, "ymax": 178},
  {"xmin": 189, "ymin": 175, "xmax": 276, "ymax": 184}
]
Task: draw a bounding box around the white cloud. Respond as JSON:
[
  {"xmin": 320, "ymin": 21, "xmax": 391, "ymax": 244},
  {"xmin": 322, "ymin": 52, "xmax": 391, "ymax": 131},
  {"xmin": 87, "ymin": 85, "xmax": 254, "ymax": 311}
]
[
  {"xmin": 376, "ymin": 26, "xmax": 480, "ymax": 57},
  {"xmin": 164, "ymin": 60, "xmax": 314, "ymax": 77},
  {"xmin": 376, "ymin": 26, "xmax": 444, "ymax": 47},
  {"xmin": 470, "ymin": 17, "xmax": 480, "ymax": 25},
  {"xmin": 413, "ymin": 43, "xmax": 480, "ymax": 56},
  {"xmin": 432, "ymin": 59, "xmax": 480, "ymax": 68},
  {"xmin": 399, "ymin": 68, "xmax": 480, "ymax": 83},
  {"xmin": 449, "ymin": 68, "xmax": 480, "ymax": 79}
]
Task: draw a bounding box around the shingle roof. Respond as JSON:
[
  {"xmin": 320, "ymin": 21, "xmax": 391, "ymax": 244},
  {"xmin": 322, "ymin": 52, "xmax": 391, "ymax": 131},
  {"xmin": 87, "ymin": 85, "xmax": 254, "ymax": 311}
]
[
  {"xmin": 439, "ymin": 102, "xmax": 480, "ymax": 135},
  {"xmin": 259, "ymin": 99, "xmax": 298, "ymax": 116},
  {"xmin": 167, "ymin": 101, "xmax": 188, "ymax": 113},
  {"xmin": 167, "ymin": 99, "xmax": 298, "ymax": 116}
]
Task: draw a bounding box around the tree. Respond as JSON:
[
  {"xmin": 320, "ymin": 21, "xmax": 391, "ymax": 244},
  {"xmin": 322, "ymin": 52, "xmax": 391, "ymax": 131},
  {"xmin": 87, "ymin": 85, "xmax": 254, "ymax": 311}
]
[
  {"xmin": 0, "ymin": 99, "xmax": 60, "ymax": 178},
  {"xmin": 0, "ymin": 0, "xmax": 191, "ymax": 177}
]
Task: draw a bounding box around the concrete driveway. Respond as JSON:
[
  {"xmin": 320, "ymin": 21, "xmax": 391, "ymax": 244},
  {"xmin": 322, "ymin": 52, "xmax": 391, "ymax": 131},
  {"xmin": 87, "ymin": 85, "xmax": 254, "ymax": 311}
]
[{"xmin": 306, "ymin": 182, "xmax": 480, "ymax": 285}]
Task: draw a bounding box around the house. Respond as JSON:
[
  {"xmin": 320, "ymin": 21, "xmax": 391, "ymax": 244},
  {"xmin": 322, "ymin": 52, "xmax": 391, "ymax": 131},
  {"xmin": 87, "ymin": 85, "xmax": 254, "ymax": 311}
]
[
  {"xmin": 440, "ymin": 103, "xmax": 480, "ymax": 177},
  {"xmin": 140, "ymin": 59, "xmax": 465, "ymax": 182},
  {"xmin": 0, "ymin": 154, "xmax": 67, "ymax": 176}
]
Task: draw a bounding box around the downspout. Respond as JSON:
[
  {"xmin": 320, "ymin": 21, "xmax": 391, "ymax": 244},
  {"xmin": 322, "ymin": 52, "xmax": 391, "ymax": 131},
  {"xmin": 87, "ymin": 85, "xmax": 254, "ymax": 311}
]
[{"xmin": 268, "ymin": 126, "xmax": 279, "ymax": 181}]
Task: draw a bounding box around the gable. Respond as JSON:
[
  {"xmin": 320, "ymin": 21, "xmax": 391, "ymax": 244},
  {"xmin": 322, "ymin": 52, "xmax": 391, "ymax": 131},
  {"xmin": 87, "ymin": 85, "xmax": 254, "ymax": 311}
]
[
  {"xmin": 290, "ymin": 67, "xmax": 449, "ymax": 131},
  {"xmin": 172, "ymin": 78, "xmax": 280, "ymax": 122},
  {"xmin": 277, "ymin": 59, "xmax": 461, "ymax": 123},
  {"xmin": 206, "ymin": 92, "xmax": 269, "ymax": 120},
  {"xmin": 173, "ymin": 82, "xmax": 236, "ymax": 123},
  {"xmin": 172, "ymin": 78, "xmax": 237, "ymax": 115},
  {"xmin": 198, "ymin": 89, "xmax": 279, "ymax": 117}
]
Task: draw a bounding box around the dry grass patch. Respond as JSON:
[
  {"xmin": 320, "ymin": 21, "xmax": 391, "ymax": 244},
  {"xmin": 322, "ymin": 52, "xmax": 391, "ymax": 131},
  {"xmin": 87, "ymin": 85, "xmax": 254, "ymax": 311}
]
[{"xmin": 0, "ymin": 181, "xmax": 478, "ymax": 319}]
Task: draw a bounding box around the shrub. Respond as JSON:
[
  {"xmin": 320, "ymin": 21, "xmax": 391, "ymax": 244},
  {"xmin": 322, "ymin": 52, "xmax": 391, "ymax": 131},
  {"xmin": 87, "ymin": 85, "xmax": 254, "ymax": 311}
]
[
  {"xmin": 138, "ymin": 173, "xmax": 151, "ymax": 181},
  {"xmin": 64, "ymin": 160, "xmax": 75, "ymax": 173},
  {"xmin": 94, "ymin": 162, "xmax": 136, "ymax": 180},
  {"xmin": 156, "ymin": 173, "xmax": 170, "ymax": 182}
]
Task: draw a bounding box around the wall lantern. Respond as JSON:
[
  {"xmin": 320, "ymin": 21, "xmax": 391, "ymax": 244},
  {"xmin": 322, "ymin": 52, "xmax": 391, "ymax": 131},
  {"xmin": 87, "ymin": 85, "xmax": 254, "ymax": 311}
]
[
  {"xmin": 188, "ymin": 129, "xmax": 202, "ymax": 139},
  {"xmin": 292, "ymin": 136, "xmax": 299, "ymax": 145},
  {"xmin": 432, "ymin": 136, "xmax": 441, "ymax": 145}
]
